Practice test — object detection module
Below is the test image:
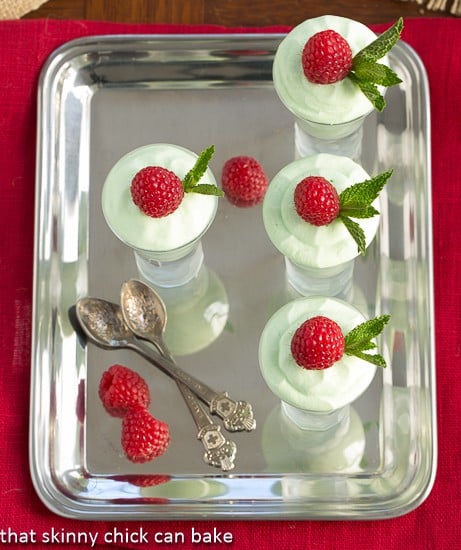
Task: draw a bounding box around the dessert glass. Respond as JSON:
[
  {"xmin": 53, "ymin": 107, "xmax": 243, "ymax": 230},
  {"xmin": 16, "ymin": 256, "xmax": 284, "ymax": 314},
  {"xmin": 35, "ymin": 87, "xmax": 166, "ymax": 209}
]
[
  {"xmin": 102, "ymin": 143, "xmax": 219, "ymax": 287},
  {"xmin": 262, "ymin": 404, "xmax": 366, "ymax": 473},
  {"xmin": 262, "ymin": 153, "xmax": 380, "ymax": 297},
  {"xmin": 258, "ymin": 296, "xmax": 378, "ymax": 431},
  {"xmin": 272, "ymin": 15, "xmax": 389, "ymax": 159}
]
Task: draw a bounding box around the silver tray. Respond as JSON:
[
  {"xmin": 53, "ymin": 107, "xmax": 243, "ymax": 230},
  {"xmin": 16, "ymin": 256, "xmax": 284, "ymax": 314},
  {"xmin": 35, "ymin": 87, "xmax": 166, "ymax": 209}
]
[{"xmin": 30, "ymin": 34, "xmax": 436, "ymax": 520}]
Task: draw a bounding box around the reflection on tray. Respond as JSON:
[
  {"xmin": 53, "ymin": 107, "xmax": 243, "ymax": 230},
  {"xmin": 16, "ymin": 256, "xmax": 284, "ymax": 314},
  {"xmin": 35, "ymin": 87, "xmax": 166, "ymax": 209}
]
[
  {"xmin": 148, "ymin": 266, "xmax": 230, "ymax": 357},
  {"xmin": 262, "ymin": 403, "xmax": 366, "ymax": 474}
]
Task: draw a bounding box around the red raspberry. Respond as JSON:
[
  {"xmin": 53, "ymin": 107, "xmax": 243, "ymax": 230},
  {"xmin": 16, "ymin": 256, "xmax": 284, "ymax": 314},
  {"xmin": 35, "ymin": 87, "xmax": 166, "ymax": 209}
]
[
  {"xmin": 121, "ymin": 407, "xmax": 170, "ymax": 463},
  {"xmin": 291, "ymin": 316, "xmax": 345, "ymax": 370},
  {"xmin": 130, "ymin": 166, "xmax": 184, "ymax": 218},
  {"xmin": 221, "ymin": 156, "xmax": 268, "ymax": 207},
  {"xmin": 98, "ymin": 364, "xmax": 150, "ymax": 418},
  {"xmin": 294, "ymin": 175, "xmax": 340, "ymax": 226},
  {"xmin": 302, "ymin": 30, "xmax": 352, "ymax": 84}
]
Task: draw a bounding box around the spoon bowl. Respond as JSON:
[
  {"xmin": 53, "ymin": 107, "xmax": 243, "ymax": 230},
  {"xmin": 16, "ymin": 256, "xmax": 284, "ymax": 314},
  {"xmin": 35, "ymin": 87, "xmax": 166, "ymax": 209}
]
[
  {"xmin": 76, "ymin": 297, "xmax": 134, "ymax": 349},
  {"xmin": 76, "ymin": 296, "xmax": 218, "ymax": 405},
  {"xmin": 120, "ymin": 279, "xmax": 170, "ymax": 357}
]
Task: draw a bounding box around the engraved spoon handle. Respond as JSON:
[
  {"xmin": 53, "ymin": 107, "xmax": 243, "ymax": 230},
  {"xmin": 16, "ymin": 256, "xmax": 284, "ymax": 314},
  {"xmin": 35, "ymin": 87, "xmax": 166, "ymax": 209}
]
[
  {"xmin": 177, "ymin": 382, "xmax": 237, "ymax": 472},
  {"xmin": 132, "ymin": 338, "xmax": 218, "ymax": 404},
  {"xmin": 131, "ymin": 339, "xmax": 256, "ymax": 432},
  {"xmin": 139, "ymin": 335, "xmax": 238, "ymax": 471},
  {"xmin": 177, "ymin": 380, "xmax": 214, "ymax": 431}
]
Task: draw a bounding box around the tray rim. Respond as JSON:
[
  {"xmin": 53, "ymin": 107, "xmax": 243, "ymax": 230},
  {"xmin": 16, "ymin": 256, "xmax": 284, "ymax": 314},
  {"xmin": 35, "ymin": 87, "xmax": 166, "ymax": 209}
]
[{"xmin": 30, "ymin": 32, "xmax": 437, "ymax": 521}]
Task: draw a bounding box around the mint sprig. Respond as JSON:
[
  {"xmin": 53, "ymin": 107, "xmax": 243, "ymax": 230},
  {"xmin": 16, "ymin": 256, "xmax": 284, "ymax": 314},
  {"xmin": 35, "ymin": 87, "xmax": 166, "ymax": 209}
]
[
  {"xmin": 344, "ymin": 314, "xmax": 390, "ymax": 368},
  {"xmin": 353, "ymin": 18, "xmax": 404, "ymax": 65},
  {"xmin": 338, "ymin": 169, "xmax": 393, "ymax": 255},
  {"xmin": 182, "ymin": 145, "xmax": 224, "ymax": 197},
  {"xmin": 348, "ymin": 17, "xmax": 404, "ymax": 111}
]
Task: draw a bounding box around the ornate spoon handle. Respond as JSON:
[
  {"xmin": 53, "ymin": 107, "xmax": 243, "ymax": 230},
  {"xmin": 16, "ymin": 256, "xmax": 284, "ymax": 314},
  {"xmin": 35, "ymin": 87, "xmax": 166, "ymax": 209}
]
[
  {"xmin": 145, "ymin": 340, "xmax": 238, "ymax": 471},
  {"xmin": 178, "ymin": 382, "xmax": 237, "ymax": 472},
  {"xmin": 132, "ymin": 339, "xmax": 256, "ymax": 433}
]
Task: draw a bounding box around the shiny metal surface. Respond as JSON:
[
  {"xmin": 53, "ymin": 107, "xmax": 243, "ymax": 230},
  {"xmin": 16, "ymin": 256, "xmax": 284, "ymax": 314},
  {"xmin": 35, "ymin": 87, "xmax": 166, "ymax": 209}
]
[
  {"xmin": 76, "ymin": 295, "xmax": 239, "ymax": 470},
  {"xmin": 30, "ymin": 34, "xmax": 436, "ymax": 519},
  {"xmin": 75, "ymin": 295, "xmax": 255, "ymax": 432},
  {"xmin": 119, "ymin": 278, "xmax": 255, "ymax": 433}
]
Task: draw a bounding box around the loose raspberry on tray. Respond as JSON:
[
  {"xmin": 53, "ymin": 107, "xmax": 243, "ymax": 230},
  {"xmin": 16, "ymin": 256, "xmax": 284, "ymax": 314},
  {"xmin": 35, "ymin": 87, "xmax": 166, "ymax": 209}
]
[
  {"xmin": 221, "ymin": 155, "xmax": 268, "ymax": 207},
  {"xmin": 121, "ymin": 406, "xmax": 171, "ymax": 464},
  {"xmin": 98, "ymin": 365, "xmax": 171, "ymax": 464},
  {"xmin": 98, "ymin": 364, "xmax": 150, "ymax": 418}
]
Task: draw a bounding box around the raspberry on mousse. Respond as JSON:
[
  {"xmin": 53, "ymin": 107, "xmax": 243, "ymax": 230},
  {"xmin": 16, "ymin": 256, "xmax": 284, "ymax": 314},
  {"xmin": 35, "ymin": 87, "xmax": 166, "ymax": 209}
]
[
  {"xmin": 302, "ymin": 29, "xmax": 353, "ymax": 84},
  {"xmin": 130, "ymin": 166, "xmax": 184, "ymax": 218},
  {"xmin": 294, "ymin": 175, "xmax": 340, "ymax": 226},
  {"xmin": 291, "ymin": 315, "xmax": 345, "ymax": 370}
]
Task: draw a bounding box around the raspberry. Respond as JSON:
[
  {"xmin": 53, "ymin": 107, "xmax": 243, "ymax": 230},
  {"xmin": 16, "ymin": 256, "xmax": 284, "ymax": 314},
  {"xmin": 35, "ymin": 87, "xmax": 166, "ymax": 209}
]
[
  {"xmin": 130, "ymin": 166, "xmax": 184, "ymax": 218},
  {"xmin": 294, "ymin": 175, "xmax": 340, "ymax": 226},
  {"xmin": 98, "ymin": 364, "xmax": 150, "ymax": 418},
  {"xmin": 121, "ymin": 406, "xmax": 170, "ymax": 463},
  {"xmin": 221, "ymin": 156, "xmax": 268, "ymax": 207},
  {"xmin": 291, "ymin": 316, "xmax": 345, "ymax": 370},
  {"xmin": 302, "ymin": 30, "xmax": 352, "ymax": 84}
]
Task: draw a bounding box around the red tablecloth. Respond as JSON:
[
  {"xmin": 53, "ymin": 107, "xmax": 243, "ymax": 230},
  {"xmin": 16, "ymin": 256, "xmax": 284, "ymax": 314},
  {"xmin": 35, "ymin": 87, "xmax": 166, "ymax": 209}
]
[{"xmin": 0, "ymin": 16, "xmax": 460, "ymax": 550}]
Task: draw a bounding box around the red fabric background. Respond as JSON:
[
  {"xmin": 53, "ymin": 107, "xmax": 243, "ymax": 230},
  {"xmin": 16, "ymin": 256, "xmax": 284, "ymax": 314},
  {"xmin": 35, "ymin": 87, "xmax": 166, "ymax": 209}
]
[{"xmin": 0, "ymin": 17, "xmax": 460, "ymax": 550}]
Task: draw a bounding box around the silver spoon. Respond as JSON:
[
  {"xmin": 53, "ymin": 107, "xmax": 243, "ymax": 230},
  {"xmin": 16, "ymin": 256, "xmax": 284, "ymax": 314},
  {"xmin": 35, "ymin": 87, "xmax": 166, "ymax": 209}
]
[
  {"xmin": 118, "ymin": 283, "xmax": 238, "ymax": 472},
  {"xmin": 76, "ymin": 296, "xmax": 255, "ymax": 433},
  {"xmin": 120, "ymin": 279, "xmax": 256, "ymax": 434},
  {"xmin": 75, "ymin": 297, "xmax": 236, "ymax": 471}
]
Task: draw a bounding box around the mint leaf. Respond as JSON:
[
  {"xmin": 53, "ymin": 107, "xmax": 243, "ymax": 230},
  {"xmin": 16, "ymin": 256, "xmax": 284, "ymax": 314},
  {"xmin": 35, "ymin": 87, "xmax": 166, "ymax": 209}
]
[
  {"xmin": 344, "ymin": 314, "xmax": 390, "ymax": 368},
  {"xmin": 350, "ymin": 350, "xmax": 388, "ymax": 368},
  {"xmin": 348, "ymin": 74, "xmax": 386, "ymax": 112},
  {"xmin": 337, "ymin": 170, "xmax": 392, "ymax": 253},
  {"xmin": 352, "ymin": 61, "xmax": 402, "ymax": 87},
  {"xmin": 340, "ymin": 204, "xmax": 380, "ymax": 219},
  {"xmin": 188, "ymin": 184, "xmax": 224, "ymax": 197},
  {"xmin": 183, "ymin": 145, "xmax": 215, "ymax": 193},
  {"xmin": 345, "ymin": 315, "xmax": 390, "ymax": 350},
  {"xmin": 353, "ymin": 17, "xmax": 404, "ymax": 65},
  {"xmin": 339, "ymin": 170, "xmax": 393, "ymax": 209},
  {"xmin": 347, "ymin": 18, "xmax": 404, "ymax": 112},
  {"xmin": 358, "ymin": 341, "xmax": 377, "ymax": 352},
  {"xmin": 339, "ymin": 214, "xmax": 366, "ymax": 256}
]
